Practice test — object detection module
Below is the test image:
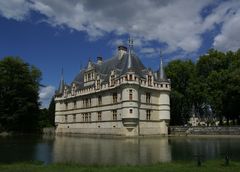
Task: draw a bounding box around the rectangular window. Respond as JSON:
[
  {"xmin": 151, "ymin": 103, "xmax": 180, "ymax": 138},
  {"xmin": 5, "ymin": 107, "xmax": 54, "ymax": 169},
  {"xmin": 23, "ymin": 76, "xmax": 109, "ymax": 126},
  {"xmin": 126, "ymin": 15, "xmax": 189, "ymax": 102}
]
[
  {"xmin": 146, "ymin": 93, "xmax": 151, "ymax": 103},
  {"xmin": 113, "ymin": 93, "xmax": 117, "ymax": 103},
  {"xmin": 82, "ymin": 114, "xmax": 84, "ymax": 122},
  {"xmin": 85, "ymin": 113, "xmax": 88, "ymax": 122},
  {"xmin": 73, "ymin": 101, "xmax": 77, "ymax": 109},
  {"xmin": 65, "ymin": 102, "xmax": 68, "ymax": 110},
  {"xmin": 98, "ymin": 112, "xmax": 102, "ymax": 121},
  {"xmin": 113, "ymin": 110, "xmax": 117, "ymax": 120},
  {"xmin": 129, "ymin": 89, "xmax": 133, "ymax": 100},
  {"xmin": 65, "ymin": 115, "xmax": 68, "ymax": 123},
  {"xmin": 85, "ymin": 99, "xmax": 89, "ymax": 107},
  {"xmin": 130, "ymin": 109, "xmax": 133, "ymax": 114},
  {"xmin": 73, "ymin": 114, "xmax": 76, "ymax": 122},
  {"xmin": 98, "ymin": 95, "xmax": 102, "ymax": 106},
  {"xmin": 88, "ymin": 113, "xmax": 91, "ymax": 122},
  {"xmin": 146, "ymin": 110, "xmax": 151, "ymax": 120},
  {"xmin": 83, "ymin": 99, "xmax": 85, "ymax": 108}
]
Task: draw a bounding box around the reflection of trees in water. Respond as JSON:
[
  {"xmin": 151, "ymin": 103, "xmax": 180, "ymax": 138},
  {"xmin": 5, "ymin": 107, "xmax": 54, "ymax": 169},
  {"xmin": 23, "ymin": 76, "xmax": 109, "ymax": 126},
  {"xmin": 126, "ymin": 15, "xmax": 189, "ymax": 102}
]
[
  {"xmin": 52, "ymin": 136, "xmax": 172, "ymax": 164},
  {"xmin": 169, "ymin": 137, "xmax": 240, "ymax": 161},
  {"xmin": 0, "ymin": 136, "xmax": 44, "ymax": 163}
]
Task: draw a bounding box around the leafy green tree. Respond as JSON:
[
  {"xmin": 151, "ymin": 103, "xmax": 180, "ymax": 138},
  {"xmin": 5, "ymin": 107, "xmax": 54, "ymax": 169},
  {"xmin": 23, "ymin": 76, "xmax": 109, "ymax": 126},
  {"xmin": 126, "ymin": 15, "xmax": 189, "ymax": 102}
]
[
  {"xmin": 0, "ymin": 57, "xmax": 41, "ymax": 132},
  {"xmin": 38, "ymin": 97, "xmax": 55, "ymax": 128},
  {"xmin": 48, "ymin": 97, "xmax": 55, "ymax": 127},
  {"xmin": 165, "ymin": 60, "xmax": 196, "ymax": 125},
  {"xmin": 196, "ymin": 49, "xmax": 240, "ymax": 125}
]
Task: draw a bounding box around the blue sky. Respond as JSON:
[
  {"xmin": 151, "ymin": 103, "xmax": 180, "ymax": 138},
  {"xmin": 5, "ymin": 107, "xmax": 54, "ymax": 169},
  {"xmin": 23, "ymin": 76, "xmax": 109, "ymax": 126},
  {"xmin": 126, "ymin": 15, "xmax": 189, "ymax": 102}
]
[{"xmin": 0, "ymin": 0, "xmax": 240, "ymax": 108}]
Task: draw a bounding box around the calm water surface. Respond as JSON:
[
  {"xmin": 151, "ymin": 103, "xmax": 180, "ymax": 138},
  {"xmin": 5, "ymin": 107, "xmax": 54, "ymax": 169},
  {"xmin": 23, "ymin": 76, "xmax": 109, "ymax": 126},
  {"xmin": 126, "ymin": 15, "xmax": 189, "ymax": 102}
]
[{"xmin": 0, "ymin": 135, "xmax": 240, "ymax": 164}]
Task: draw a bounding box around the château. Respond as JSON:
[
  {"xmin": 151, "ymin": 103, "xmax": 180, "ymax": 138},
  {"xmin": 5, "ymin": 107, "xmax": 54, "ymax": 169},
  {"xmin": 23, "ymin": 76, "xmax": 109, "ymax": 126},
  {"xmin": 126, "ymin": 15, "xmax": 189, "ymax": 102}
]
[{"xmin": 55, "ymin": 40, "xmax": 171, "ymax": 136}]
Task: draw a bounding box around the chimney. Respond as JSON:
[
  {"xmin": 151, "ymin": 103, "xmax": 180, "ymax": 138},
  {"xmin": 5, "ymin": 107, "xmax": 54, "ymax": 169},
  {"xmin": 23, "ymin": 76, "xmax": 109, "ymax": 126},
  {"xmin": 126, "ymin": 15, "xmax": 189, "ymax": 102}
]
[
  {"xmin": 118, "ymin": 45, "xmax": 127, "ymax": 59},
  {"xmin": 97, "ymin": 56, "xmax": 103, "ymax": 64}
]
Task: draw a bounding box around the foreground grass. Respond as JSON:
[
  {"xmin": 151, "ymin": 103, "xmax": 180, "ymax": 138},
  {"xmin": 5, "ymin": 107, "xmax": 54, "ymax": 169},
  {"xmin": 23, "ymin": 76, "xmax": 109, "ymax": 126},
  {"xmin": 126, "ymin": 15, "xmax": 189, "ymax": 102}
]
[{"xmin": 0, "ymin": 160, "xmax": 240, "ymax": 172}]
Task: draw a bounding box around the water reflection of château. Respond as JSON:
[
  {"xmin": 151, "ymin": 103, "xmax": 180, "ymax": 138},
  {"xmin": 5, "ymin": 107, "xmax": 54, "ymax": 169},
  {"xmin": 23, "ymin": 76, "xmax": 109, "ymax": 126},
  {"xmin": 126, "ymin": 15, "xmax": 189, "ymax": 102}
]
[{"xmin": 52, "ymin": 135, "xmax": 172, "ymax": 164}]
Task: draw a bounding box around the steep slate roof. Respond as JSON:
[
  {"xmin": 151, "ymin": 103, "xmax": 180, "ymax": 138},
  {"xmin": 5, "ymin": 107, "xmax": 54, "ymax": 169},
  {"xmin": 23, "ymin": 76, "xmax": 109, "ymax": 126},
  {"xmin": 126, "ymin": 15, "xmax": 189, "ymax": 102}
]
[
  {"xmin": 72, "ymin": 53, "xmax": 147, "ymax": 88},
  {"xmin": 56, "ymin": 49, "xmax": 167, "ymax": 94}
]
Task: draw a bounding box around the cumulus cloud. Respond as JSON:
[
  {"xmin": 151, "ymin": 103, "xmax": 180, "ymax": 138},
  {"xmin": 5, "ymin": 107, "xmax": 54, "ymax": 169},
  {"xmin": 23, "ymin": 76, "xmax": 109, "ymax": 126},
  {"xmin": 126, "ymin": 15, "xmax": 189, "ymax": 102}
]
[
  {"xmin": 39, "ymin": 85, "xmax": 55, "ymax": 108},
  {"xmin": 212, "ymin": 1, "xmax": 240, "ymax": 51},
  {"xmin": 0, "ymin": 0, "xmax": 30, "ymax": 21},
  {"xmin": 0, "ymin": 0, "xmax": 240, "ymax": 54}
]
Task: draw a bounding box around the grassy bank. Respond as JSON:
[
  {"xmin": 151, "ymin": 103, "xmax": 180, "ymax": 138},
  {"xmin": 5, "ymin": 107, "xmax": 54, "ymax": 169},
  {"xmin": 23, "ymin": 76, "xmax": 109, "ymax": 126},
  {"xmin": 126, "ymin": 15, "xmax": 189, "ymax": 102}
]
[{"xmin": 0, "ymin": 160, "xmax": 240, "ymax": 172}]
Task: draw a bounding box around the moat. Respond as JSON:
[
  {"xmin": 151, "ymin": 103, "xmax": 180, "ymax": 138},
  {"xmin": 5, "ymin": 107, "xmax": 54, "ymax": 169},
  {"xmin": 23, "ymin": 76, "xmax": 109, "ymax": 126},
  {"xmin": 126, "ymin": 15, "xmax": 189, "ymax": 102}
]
[{"xmin": 1, "ymin": 135, "xmax": 240, "ymax": 164}]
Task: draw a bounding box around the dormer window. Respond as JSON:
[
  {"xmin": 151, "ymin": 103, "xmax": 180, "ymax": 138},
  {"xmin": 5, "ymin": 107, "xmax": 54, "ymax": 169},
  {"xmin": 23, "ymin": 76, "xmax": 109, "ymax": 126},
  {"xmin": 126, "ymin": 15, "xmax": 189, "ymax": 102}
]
[
  {"xmin": 110, "ymin": 70, "xmax": 116, "ymax": 86},
  {"xmin": 88, "ymin": 73, "xmax": 91, "ymax": 80},
  {"xmin": 71, "ymin": 84, "xmax": 76, "ymax": 96},
  {"xmin": 110, "ymin": 75, "xmax": 115, "ymax": 86},
  {"xmin": 84, "ymin": 70, "xmax": 95, "ymax": 83},
  {"xmin": 96, "ymin": 79, "xmax": 100, "ymax": 89},
  {"xmin": 147, "ymin": 75, "xmax": 152, "ymax": 86},
  {"xmin": 129, "ymin": 74, "xmax": 133, "ymax": 81}
]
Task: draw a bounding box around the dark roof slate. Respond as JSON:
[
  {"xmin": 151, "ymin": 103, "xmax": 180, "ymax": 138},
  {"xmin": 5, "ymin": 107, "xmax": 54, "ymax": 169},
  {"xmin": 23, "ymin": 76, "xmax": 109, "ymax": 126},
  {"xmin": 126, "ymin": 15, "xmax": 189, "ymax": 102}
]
[{"xmin": 72, "ymin": 53, "xmax": 147, "ymax": 88}]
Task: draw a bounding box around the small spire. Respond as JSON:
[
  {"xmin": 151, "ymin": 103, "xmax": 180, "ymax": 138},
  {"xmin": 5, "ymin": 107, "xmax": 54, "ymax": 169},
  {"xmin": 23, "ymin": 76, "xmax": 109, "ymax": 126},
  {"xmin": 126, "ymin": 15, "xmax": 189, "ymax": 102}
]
[
  {"xmin": 80, "ymin": 61, "xmax": 82, "ymax": 71},
  {"xmin": 87, "ymin": 58, "xmax": 93, "ymax": 69},
  {"xmin": 159, "ymin": 51, "xmax": 164, "ymax": 80},
  {"xmin": 58, "ymin": 67, "xmax": 65, "ymax": 94},
  {"xmin": 128, "ymin": 36, "xmax": 133, "ymax": 69}
]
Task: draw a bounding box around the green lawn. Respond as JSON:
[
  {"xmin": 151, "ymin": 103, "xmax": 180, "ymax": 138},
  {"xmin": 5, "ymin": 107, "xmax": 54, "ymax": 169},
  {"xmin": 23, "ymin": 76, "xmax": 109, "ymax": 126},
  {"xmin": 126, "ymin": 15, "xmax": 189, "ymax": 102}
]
[{"xmin": 0, "ymin": 160, "xmax": 240, "ymax": 172}]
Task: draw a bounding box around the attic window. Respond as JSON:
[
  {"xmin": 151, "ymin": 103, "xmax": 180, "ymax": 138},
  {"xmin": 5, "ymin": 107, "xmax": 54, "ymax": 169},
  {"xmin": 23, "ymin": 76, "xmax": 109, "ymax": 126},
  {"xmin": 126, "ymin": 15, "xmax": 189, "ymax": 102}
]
[
  {"xmin": 110, "ymin": 75, "xmax": 115, "ymax": 86},
  {"xmin": 148, "ymin": 75, "xmax": 152, "ymax": 86},
  {"xmin": 88, "ymin": 73, "xmax": 91, "ymax": 80},
  {"xmin": 129, "ymin": 74, "xmax": 133, "ymax": 81},
  {"xmin": 96, "ymin": 79, "xmax": 100, "ymax": 89}
]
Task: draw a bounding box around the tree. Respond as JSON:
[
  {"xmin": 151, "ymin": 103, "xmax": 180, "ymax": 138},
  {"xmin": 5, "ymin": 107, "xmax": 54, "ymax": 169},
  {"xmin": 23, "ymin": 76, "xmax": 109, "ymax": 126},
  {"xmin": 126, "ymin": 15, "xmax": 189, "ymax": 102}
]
[
  {"xmin": 165, "ymin": 60, "xmax": 196, "ymax": 125},
  {"xmin": 196, "ymin": 49, "xmax": 240, "ymax": 125},
  {"xmin": 0, "ymin": 57, "xmax": 41, "ymax": 132},
  {"xmin": 48, "ymin": 97, "xmax": 55, "ymax": 127}
]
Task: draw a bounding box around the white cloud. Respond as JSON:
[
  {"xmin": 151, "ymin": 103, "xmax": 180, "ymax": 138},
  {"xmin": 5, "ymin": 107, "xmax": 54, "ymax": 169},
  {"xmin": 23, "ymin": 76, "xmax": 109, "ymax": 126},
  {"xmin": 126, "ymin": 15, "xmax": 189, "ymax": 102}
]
[
  {"xmin": 39, "ymin": 85, "xmax": 55, "ymax": 108},
  {"xmin": 1, "ymin": 0, "xmax": 240, "ymax": 54},
  {"xmin": 0, "ymin": 0, "xmax": 30, "ymax": 21},
  {"xmin": 212, "ymin": 2, "xmax": 240, "ymax": 51}
]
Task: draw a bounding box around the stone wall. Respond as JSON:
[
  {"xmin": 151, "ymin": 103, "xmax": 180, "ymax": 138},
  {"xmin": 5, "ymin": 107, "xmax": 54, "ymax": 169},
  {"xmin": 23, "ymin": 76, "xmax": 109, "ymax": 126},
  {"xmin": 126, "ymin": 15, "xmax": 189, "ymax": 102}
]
[{"xmin": 169, "ymin": 126, "xmax": 240, "ymax": 135}]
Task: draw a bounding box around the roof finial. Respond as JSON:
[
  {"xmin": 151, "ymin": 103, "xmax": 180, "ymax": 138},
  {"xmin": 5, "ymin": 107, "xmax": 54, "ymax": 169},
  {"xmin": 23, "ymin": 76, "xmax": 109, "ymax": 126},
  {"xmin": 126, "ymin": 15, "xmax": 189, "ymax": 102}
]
[
  {"xmin": 159, "ymin": 51, "xmax": 164, "ymax": 80},
  {"xmin": 58, "ymin": 67, "xmax": 65, "ymax": 94},
  {"xmin": 128, "ymin": 36, "xmax": 133, "ymax": 69}
]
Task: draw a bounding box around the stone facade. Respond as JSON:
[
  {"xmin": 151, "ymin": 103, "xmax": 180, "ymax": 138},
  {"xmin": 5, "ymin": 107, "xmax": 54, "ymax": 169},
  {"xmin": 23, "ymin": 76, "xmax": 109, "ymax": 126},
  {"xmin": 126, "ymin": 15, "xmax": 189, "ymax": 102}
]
[{"xmin": 55, "ymin": 43, "xmax": 171, "ymax": 136}]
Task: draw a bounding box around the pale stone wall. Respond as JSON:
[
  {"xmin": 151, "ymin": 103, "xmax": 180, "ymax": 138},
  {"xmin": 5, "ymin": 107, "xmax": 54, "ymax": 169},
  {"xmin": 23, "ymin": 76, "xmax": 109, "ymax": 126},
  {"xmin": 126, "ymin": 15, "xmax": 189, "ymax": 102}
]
[{"xmin": 55, "ymin": 75, "xmax": 171, "ymax": 136}]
